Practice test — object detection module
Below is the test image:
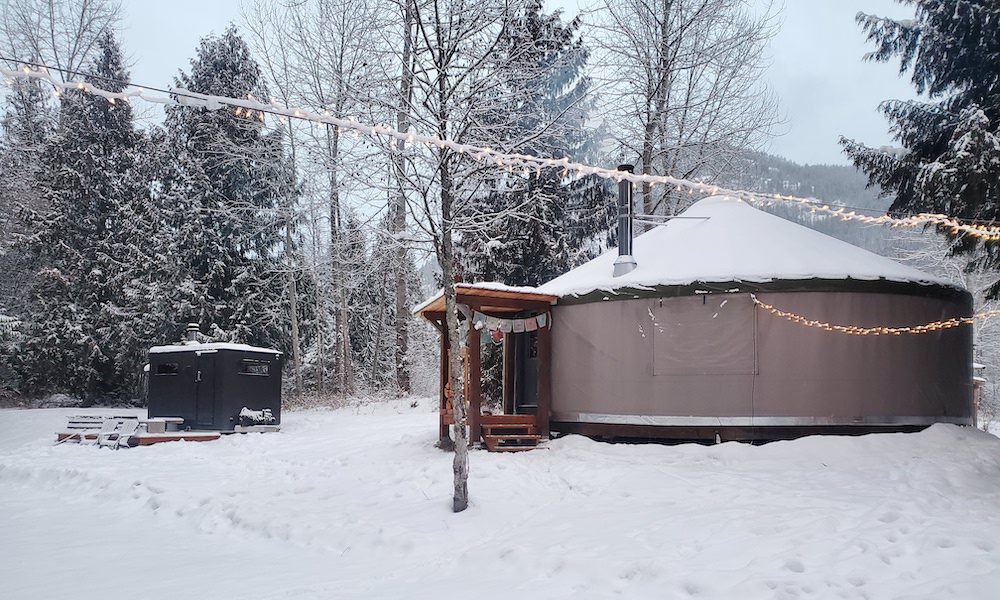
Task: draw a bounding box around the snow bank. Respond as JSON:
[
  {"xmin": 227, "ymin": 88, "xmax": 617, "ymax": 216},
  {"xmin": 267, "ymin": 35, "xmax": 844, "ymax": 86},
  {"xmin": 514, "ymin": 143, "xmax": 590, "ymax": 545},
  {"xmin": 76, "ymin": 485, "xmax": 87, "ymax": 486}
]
[
  {"xmin": 149, "ymin": 341, "xmax": 282, "ymax": 355},
  {"xmin": 1, "ymin": 404, "xmax": 999, "ymax": 599}
]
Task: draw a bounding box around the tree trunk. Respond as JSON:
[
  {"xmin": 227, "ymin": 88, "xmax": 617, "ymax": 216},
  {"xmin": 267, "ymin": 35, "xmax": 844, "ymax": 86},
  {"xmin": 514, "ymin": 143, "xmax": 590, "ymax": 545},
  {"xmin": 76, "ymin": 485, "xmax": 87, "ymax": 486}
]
[
  {"xmin": 392, "ymin": 0, "xmax": 416, "ymax": 394},
  {"xmin": 326, "ymin": 123, "xmax": 352, "ymax": 397},
  {"xmin": 285, "ymin": 220, "xmax": 302, "ymax": 395},
  {"xmin": 641, "ymin": 118, "xmax": 655, "ymax": 222},
  {"xmin": 284, "ymin": 123, "xmax": 303, "ymax": 396},
  {"xmin": 440, "ymin": 162, "xmax": 468, "ymax": 513},
  {"xmin": 434, "ymin": 15, "xmax": 468, "ymax": 510}
]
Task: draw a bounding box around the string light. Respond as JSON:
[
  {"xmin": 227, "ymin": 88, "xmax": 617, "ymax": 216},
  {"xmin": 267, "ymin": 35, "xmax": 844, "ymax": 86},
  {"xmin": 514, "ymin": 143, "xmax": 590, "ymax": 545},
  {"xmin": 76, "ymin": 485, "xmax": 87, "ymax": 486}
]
[
  {"xmin": 3, "ymin": 60, "xmax": 1000, "ymax": 241},
  {"xmin": 750, "ymin": 293, "xmax": 1000, "ymax": 336}
]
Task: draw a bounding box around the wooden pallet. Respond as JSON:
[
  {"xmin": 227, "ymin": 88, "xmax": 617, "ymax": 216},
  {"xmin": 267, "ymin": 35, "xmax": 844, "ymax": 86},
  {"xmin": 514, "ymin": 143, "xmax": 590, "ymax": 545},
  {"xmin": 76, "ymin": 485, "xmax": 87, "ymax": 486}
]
[{"xmin": 55, "ymin": 430, "xmax": 221, "ymax": 446}]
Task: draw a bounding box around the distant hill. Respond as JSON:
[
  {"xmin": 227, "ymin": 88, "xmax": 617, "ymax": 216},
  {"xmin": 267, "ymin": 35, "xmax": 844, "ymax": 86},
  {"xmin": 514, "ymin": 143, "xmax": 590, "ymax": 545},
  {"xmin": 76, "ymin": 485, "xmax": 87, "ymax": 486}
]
[
  {"xmin": 728, "ymin": 150, "xmax": 888, "ymax": 212},
  {"xmin": 716, "ymin": 150, "xmax": 911, "ymax": 258}
]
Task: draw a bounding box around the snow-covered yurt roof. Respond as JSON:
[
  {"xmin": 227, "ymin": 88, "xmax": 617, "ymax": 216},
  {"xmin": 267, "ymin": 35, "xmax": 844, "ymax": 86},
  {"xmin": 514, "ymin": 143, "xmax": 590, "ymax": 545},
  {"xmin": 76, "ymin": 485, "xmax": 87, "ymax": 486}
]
[{"xmin": 536, "ymin": 195, "xmax": 958, "ymax": 299}]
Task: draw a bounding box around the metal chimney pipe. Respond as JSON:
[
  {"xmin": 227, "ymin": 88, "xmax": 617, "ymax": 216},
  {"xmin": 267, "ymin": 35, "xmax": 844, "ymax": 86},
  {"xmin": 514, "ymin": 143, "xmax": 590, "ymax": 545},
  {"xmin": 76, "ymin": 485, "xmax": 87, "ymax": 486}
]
[
  {"xmin": 613, "ymin": 164, "xmax": 638, "ymax": 277},
  {"xmin": 186, "ymin": 323, "xmax": 199, "ymax": 342}
]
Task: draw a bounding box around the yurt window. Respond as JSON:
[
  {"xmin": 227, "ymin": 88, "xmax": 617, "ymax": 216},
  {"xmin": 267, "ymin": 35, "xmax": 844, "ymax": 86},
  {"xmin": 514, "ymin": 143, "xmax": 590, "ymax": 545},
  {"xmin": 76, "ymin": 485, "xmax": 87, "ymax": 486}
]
[
  {"xmin": 652, "ymin": 294, "xmax": 756, "ymax": 376},
  {"xmin": 239, "ymin": 359, "xmax": 270, "ymax": 376},
  {"xmin": 155, "ymin": 362, "xmax": 179, "ymax": 376}
]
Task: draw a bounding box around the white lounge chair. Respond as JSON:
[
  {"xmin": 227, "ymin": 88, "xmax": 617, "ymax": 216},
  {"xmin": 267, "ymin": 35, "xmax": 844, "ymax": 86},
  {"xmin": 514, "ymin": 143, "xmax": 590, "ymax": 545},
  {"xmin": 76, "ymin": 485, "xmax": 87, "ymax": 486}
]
[
  {"xmin": 86, "ymin": 418, "xmax": 121, "ymax": 446},
  {"xmin": 97, "ymin": 418, "xmax": 139, "ymax": 449}
]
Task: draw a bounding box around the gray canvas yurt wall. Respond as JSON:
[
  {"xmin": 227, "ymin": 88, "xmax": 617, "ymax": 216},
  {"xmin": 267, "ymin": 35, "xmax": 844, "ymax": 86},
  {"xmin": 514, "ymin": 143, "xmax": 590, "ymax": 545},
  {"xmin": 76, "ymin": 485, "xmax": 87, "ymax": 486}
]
[{"xmin": 549, "ymin": 289, "xmax": 973, "ymax": 439}]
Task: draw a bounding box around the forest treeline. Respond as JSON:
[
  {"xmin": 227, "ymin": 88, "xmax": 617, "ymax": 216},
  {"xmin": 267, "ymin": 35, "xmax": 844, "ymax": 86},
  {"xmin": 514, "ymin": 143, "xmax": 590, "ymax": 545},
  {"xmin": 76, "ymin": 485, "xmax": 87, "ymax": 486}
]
[{"xmin": 1, "ymin": 0, "xmax": 997, "ymax": 417}]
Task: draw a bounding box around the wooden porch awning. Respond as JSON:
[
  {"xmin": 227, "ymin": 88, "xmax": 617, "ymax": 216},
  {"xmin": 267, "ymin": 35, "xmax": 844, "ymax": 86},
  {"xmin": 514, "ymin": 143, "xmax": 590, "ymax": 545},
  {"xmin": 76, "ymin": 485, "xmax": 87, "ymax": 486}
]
[
  {"xmin": 415, "ymin": 283, "xmax": 558, "ymax": 450},
  {"xmin": 414, "ymin": 284, "xmax": 558, "ymax": 319}
]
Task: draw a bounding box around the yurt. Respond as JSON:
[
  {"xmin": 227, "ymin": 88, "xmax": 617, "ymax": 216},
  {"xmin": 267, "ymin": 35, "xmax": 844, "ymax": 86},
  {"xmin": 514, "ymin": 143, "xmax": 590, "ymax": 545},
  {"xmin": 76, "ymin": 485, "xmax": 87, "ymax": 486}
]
[{"xmin": 416, "ymin": 195, "xmax": 974, "ymax": 447}]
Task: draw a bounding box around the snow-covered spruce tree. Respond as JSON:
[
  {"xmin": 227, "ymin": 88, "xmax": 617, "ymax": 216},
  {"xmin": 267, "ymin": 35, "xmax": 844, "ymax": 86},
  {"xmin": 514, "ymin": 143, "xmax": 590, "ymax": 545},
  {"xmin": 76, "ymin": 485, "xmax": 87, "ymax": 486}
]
[
  {"xmin": 459, "ymin": 0, "xmax": 614, "ymax": 289},
  {"xmin": 156, "ymin": 27, "xmax": 291, "ymax": 350},
  {"xmin": 841, "ymin": 1, "xmax": 1000, "ymax": 295},
  {"xmin": 18, "ymin": 33, "xmax": 149, "ymax": 401},
  {"xmin": 455, "ymin": 1, "xmax": 614, "ymax": 408},
  {"xmin": 16, "ymin": 269, "xmax": 104, "ymax": 398},
  {"xmin": 348, "ymin": 215, "xmax": 400, "ymax": 392},
  {"xmin": 0, "ymin": 77, "xmax": 52, "ymax": 391}
]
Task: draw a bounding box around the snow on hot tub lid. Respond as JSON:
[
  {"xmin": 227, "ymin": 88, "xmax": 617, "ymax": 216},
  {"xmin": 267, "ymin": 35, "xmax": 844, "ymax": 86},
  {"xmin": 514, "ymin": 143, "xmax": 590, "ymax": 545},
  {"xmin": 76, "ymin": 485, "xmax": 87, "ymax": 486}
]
[
  {"xmin": 535, "ymin": 195, "xmax": 960, "ymax": 298},
  {"xmin": 149, "ymin": 341, "xmax": 282, "ymax": 355}
]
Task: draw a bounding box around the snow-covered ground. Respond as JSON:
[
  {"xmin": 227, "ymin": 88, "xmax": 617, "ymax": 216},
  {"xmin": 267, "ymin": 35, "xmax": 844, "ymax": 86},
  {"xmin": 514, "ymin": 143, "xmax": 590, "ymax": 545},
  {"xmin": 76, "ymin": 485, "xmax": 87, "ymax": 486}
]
[{"xmin": 2, "ymin": 400, "xmax": 999, "ymax": 599}]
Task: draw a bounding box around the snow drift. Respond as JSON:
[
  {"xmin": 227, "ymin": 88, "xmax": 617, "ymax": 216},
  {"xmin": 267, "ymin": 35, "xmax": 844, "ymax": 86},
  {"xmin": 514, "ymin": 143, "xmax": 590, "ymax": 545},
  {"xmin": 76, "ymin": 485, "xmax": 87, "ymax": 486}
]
[{"xmin": 1, "ymin": 402, "xmax": 998, "ymax": 599}]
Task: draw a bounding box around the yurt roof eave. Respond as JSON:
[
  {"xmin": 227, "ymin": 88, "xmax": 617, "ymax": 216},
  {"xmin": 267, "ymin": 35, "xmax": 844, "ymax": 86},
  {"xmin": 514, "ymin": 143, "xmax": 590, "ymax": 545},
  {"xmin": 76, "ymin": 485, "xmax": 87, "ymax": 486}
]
[
  {"xmin": 535, "ymin": 195, "xmax": 964, "ymax": 299},
  {"xmin": 550, "ymin": 276, "xmax": 969, "ymax": 306}
]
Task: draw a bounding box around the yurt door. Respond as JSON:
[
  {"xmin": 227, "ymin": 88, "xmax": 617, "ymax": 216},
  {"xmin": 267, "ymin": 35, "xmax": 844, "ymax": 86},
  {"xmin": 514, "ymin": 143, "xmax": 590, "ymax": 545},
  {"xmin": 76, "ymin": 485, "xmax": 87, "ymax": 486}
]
[
  {"xmin": 514, "ymin": 332, "xmax": 539, "ymax": 412},
  {"xmin": 194, "ymin": 353, "xmax": 217, "ymax": 428}
]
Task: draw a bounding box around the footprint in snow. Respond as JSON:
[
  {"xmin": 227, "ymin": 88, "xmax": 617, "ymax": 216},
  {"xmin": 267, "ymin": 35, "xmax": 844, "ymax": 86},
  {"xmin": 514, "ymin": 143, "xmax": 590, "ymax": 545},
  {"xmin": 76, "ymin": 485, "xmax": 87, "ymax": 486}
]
[
  {"xmin": 877, "ymin": 511, "xmax": 900, "ymax": 523},
  {"xmin": 783, "ymin": 558, "xmax": 805, "ymax": 573}
]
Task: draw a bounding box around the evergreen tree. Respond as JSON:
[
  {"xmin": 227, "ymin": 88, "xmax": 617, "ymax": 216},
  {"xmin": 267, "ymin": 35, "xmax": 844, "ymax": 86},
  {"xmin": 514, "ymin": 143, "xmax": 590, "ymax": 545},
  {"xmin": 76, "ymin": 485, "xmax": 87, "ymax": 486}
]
[
  {"xmin": 0, "ymin": 78, "xmax": 53, "ymax": 392},
  {"xmin": 455, "ymin": 1, "xmax": 615, "ymax": 407},
  {"xmin": 459, "ymin": 0, "xmax": 614, "ymax": 287},
  {"xmin": 157, "ymin": 27, "xmax": 291, "ymax": 350},
  {"xmin": 841, "ymin": 1, "xmax": 1000, "ymax": 294},
  {"xmin": 18, "ymin": 32, "xmax": 149, "ymax": 401}
]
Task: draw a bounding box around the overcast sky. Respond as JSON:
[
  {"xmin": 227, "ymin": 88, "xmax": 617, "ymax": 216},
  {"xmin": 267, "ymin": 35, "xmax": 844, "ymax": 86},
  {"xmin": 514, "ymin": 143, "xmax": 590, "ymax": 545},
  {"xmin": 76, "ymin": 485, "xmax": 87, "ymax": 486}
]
[{"xmin": 118, "ymin": 0, "xmax": 921, "ymax": 166}]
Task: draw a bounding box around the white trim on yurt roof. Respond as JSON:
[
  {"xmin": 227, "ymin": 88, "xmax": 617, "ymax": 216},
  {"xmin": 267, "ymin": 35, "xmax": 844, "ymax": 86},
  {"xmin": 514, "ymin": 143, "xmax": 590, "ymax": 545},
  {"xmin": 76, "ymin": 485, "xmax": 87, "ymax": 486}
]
[
  {"xmin": 536, "ymin": 195, "xmax": 958, "ymax": 298},
  {"xmin": 149, "ymin": 342, "xmax": 282, "ymax": 355}
]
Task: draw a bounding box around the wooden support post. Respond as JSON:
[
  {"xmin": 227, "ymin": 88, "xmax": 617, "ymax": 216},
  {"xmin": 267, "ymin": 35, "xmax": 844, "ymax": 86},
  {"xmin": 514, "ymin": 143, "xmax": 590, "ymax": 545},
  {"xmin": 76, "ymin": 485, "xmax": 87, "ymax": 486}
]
[
  {"xmin": 536, "ymin": 314, "xmax": 552, "ymax": 439},
  {"xmin": 502, "ymin": 333, "xmax": 514, "ymax": 415},
  {"xmin": 438, "ymin": 321, "xmax": 451, "ymax": 446},
  {"xmin": 468, "ymin": 321, "xmax": 482, "ymax": 446}
]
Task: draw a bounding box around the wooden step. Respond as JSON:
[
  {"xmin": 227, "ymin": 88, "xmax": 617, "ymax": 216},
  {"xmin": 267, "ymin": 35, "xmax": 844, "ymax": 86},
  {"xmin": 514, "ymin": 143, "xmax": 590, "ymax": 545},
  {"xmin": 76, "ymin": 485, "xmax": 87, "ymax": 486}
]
[
  {"xmin": 483, "ymin": 433, "xmax": 541, "ymax": 453},
  {"xmin": 480, "ymin": 414, "xmax": 536, "ymax": 426},
  {"xmin": 485, "ymin": 434, "xmax": 541, "ymax": 442},
  {"xmin": 482, "ymin": 426, "xmax": 536, "ymax": 438}
]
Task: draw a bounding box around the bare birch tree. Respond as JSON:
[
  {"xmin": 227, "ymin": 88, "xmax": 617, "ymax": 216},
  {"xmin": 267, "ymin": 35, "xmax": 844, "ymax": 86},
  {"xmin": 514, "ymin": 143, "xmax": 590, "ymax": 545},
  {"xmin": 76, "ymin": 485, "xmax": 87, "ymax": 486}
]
[
  {"xmin": 0, "ymin": 0, "xmax": 120, "ymax": 76},
  {"xmin": 402, "ymin": 0, "xmax": 598, "ymax": 511},
  {"xmin": 244, "ymin": 3, "xmax": 306, "ymax": 396},
  {"xmin": 391, "ymin": 0, "xmax": 417, "ymax": 394},
  {"xmin": 245, "ymin": 0, "xmax": 386, "ymax": 398},
  {"xmin": 400, "ymin": 0, "xmax": 518, "ymax": 512},
  {"xmin": 588, "ymin": 0, "xmax": 780, "ymax": 219}
]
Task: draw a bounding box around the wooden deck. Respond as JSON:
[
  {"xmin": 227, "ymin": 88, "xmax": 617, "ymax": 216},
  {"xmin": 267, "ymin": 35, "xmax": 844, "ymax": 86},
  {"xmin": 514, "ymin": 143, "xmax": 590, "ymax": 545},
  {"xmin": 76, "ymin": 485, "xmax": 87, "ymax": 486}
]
[
  {"xmin": 417, "ymin": 285, "xmax": 554, "ymax": 453},
  {"xmin": 440, "ymin": 412, "xmax": 544, "ymax": 452},
  {"xmin": 56, "ymin": 431, "xmax": 221, "ymax": 446}
]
